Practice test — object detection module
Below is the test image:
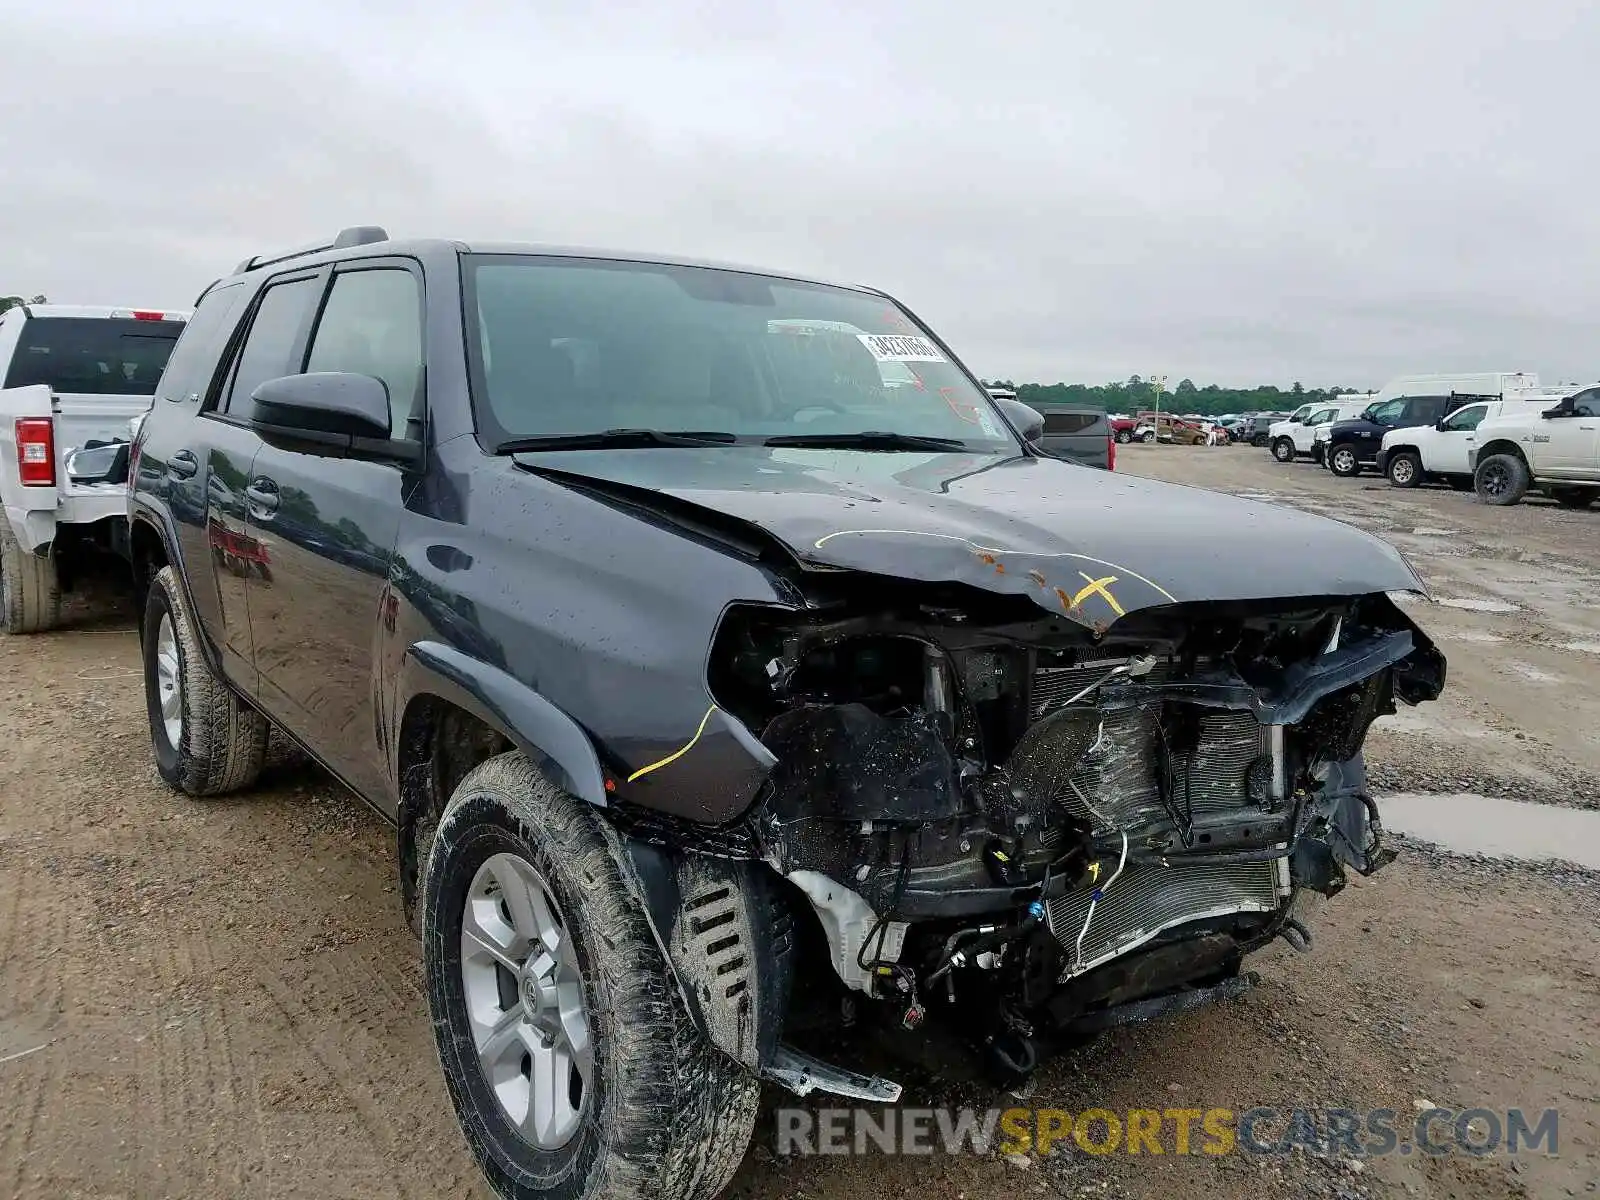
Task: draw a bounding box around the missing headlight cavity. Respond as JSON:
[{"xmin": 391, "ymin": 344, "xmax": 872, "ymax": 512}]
[{"xmin": 692, "ymin": 589, "xmax": 1443, "ymax": 1087}]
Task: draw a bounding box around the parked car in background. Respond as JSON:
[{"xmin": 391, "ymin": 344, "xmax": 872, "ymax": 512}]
[
  {"xmin": 1470, "ymin": 387, "xmax": 1600, "ymax": 508},
  {"xmin": 1247, "ymin": 412, "xmax": 1290, "ymax": 447},
  {"xmin": 1110, "ymin": 416, "xmax": 1140, "ymax": 443},
  {"xmin": 1376, "ymin": 391, "xmax": 1572, "ymax": 489},
  {"xmin": 1029, "ymin": 403, "xmax": 1114, "ymax": 469},
  {"xmin": 1270, "ymin": 401, "xmax": 1367, "ymax": 462},
  {"xmin": 1320, "ymin": 393, "xmax": 1492, "ymax": 478},
  {"xmin": 0, "ymin": 302, "xmax": 189, "ymax": 632}
]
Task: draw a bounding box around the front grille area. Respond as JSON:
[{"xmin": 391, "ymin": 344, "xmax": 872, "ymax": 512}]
[
  {"xmin": 1045, "ymin": 859, "xmax": 1283, "ymax": 978},
  {"xmin": 1028, "ymin": 657, "xmax": 1288, "ymax": 975}
]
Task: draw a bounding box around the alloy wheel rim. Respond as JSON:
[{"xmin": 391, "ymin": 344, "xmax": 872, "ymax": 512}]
[
  {"xmin": 1393, "ymin": 458, "xmax": 1414, "ymax": 484},
  {"xmin": 460, "ymin": 852, "xmax": 593, "ymax": 1150},
  {"xmin": 1483, "ymin": 464, "xmax": 1508, "ymax": 495},
  {"xmin": 155, "ymin": 614, "xmax": 183, "ymax": 747},
  {"xmin": 1334, "ymin": 449, "xmax": 1355, "ymax": 472}
]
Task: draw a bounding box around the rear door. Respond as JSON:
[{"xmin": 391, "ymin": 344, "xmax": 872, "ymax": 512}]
[
  {"xmin": 244, "ymin": 260, "xmax": 424, "ymax": 806},
  {"xmin": 196, "ymin": 273, "xmax": 326, "ymax": 687}
]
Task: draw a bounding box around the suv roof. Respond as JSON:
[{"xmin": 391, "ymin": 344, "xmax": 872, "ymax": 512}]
[{"xmin": 224, "ymin": 226, "xmax": 876, "ymax": 297}]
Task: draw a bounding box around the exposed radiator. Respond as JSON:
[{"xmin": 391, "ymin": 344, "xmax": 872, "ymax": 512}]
[
  {"xmin": 1045, "ymin": 858, "xmax": 1285, "ymax": 978},
  {"xmin": 1029, "ymin": 657, "xmax": 1288, "ymax": 976}
]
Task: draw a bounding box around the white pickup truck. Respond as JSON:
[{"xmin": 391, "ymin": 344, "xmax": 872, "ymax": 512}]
[
  {"xmin": 0, "ymin": 303, "xmax": 189, "ymax": 632},
  {"xmin": 1375, "ymin": 391, "xmax": 1572, "ymax": 489},
  {"xmin": 1469, "ymin": 387, "xmax": 1600, "ymax": 508},
  {"xmin": 1268, "ymin": 397, "xmax": 1370, "ymax": 463}
]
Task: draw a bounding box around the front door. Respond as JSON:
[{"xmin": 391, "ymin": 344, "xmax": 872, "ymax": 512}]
[
  {"xmin": 1430, "ymin": 403, "xmax": 1490, "ymax": 475},
  {"xmin": 1544, "ymin": 389, "xmax": 1600, "ymax": 478},
  {"xmin": 244, "ymin": 262, "xmax": 424, "ymax": 807}
]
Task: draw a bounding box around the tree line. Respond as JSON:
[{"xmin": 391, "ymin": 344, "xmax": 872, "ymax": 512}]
[
  {"xmin": 0, "ymin": 294, "xmax": 48, "ymax": 314},
  {"xmin": 983, "ymin": 376, "xmax": 1370, "ymax": 417}
]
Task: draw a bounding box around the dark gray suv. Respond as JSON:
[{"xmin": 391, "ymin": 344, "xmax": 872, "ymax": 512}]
[{"xmin": 128, "ymin": 227, "xmax": 1445, "ymax": 1200}]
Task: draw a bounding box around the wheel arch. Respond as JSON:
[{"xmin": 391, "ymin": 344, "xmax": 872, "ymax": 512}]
[{"xmin": 1475, "ymin": 438, "xmax": 1527, "ymax": 466}]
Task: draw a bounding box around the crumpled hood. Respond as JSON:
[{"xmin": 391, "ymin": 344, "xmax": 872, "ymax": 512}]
[{"xmin": 515, "ymin": 447, "xmax": 1427, "ymax": 628}]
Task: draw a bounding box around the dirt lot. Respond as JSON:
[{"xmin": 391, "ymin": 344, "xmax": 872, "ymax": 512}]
[{"xmin": 2, "ymin": 446, "xmax": 1596, "ymax": 1200}]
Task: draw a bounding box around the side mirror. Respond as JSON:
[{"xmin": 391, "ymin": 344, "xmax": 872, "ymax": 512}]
[
  {"xmin": 993, "ymin": 397, "xmax": 1045, "ymax": 443},
  {"xmin": 250, "ymin": 372, "xmax": 392, "ymax": 441},
  {"xmin": 1540, "ymin": 407, "xmax": 1565, "ymax": 419}
]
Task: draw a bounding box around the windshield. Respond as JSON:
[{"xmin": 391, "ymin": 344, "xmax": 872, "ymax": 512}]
[
  {"xmin": 3, "ymin": 317, "xmax": 184, "ymax": 396},
  {"xmin": 464, "ymin": 255, "xmax": 1016, "ymax": 453}
]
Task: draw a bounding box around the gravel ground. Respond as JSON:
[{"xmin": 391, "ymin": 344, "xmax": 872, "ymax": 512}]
[{"xmin": 1, "ymin": 444, "xmax": 1596, "ymax": 1200}]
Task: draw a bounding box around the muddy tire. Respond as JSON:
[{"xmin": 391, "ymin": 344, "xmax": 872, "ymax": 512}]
[
  {"xmin": 142, "ymin": 565, "xmax": 269, "ymax": 795},
  {"xmin": 1549, "ymin": 487, "xmax": 1595, "ymax": 511},
  {"xmin": 1475, "ymin": 454, "xmax": 1530, "ymax": 507},
  {"xmin": 0, "ymin": 513, "xmax": 61, "ymax": 634},
  {"xmin": 1271, "ymin": 437, "xmax": 1296, "ymax": 463},
  {"xmin": 1385, "ymin": 450, "xmax": 1422, "ymax": 488},
  {"xmin": 421, "ymin": 752, "xmax": 759, "ymax": 1200},
  {"xmin": 1328, "ymin": 443, "xmax": 1362, "ymax": 477}
]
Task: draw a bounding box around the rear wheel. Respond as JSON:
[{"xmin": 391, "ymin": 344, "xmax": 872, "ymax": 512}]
[
  {"xmin": 1385, "ymin": 450, "xmax": 1422, "ymax": 488},
  {"xmin": 422, "ymin": 752, "xmax": 758, "ymax": 1200},
  {"xmin": 0, "ymin": 513, "xmax": 61, "ymax": 634},
  {"xmin": 1474, "ymin": 454, "xmax": 1531, "ymax": 506},
  {"xmin": 142, "ymin": 565, "xmax": 269, "ymax": 795},
  {"xmin": 1549, "ymin": 487, "xmax": 1595, "ymax": 510},
  {"xmin": 1271, "ymin": 437, "xmax": 1296, "ymax": 463},
  {"xmin": 1328, "ymin": 444, "xmax": 1362, "ymax": 477}
]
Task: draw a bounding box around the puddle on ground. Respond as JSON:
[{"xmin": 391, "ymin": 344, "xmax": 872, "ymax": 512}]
[
  {"xmin": 1380, "ymin": 792, "xmax": 1600, "ymax": 870},
  {"xmin": 1435, "ymin": 597, "xmax": 1521, "ymax": 613}
]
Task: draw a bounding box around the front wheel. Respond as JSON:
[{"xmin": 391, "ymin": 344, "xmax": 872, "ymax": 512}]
[
  {"xmin": 1114, "ymin": 430, "xmax": 1132, "ymax": 444},
  {"xmin": 1139, "ymin": 430, "xmax": 1157, "ymax": 443},
  {"xmin": 1271, "ymin": 437, "xmax": 1296, "ymax": 463},
  {"xmin": 422, "ymin": 752, "xmax": 759, "ymax": 1200},
  {"xmin": 1385, "ymin": 451, "xmax": 1422, "ymax": 488},
  {"xmin": 142, "ymin": 565, "xmax": 268, "ymax": 795},
  {"xmin": 1328, "ymin": 444, "xmax": 1362, "ymax": 477},
  {"xmin": 1474, "ymin": 454, "xmax": 1531, "ymax": 506}
]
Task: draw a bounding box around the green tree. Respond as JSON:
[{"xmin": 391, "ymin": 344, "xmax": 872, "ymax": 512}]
[{"xmin": 0, "ymin": 294, "xmax": 47, "ymax": 314}]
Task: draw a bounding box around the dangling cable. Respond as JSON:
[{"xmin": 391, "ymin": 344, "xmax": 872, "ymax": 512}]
[{"xmin": 1070, "ymin": 831, "xmax": 1129, "ymax": 975}]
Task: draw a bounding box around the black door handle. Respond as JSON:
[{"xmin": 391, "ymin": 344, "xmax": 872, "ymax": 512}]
[
  {"xmin": 168, "ymin": 450, "xmax": 198, "ymax": 480},
  {"xmin": 245, "ymin": 478, "xmax": 280, "ymax": 517}
]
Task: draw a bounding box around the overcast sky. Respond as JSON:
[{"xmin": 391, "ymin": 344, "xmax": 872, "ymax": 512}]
[{"xmin": 4, "ymin": 0, "xmax": 1597, "ymax": 388}]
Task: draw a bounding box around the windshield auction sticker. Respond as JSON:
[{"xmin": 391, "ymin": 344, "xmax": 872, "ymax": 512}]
[{"xmin": 857, "ymin": 333, "xmax": 948, "ymax": 363}]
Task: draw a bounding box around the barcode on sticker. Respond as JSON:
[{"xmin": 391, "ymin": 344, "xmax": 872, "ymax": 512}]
[{"xmin": 857, "ymin": 334, "xmax": 947, "ymax": 363}]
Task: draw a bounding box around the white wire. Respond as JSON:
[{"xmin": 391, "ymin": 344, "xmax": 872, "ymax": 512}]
[{"xmin": 1070, "ymin": 831, "xmax": 1129, "ymax": 976}]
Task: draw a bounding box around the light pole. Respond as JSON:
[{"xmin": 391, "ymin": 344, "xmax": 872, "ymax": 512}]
[{"xmin": 1152, "ymin": 374, "xmax": 1167, "ymax": 441}]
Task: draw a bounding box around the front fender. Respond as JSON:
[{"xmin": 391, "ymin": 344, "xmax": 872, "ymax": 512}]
[{"xmin": 396, "ymin": 640, "xmax": 607, "ymax": 807}]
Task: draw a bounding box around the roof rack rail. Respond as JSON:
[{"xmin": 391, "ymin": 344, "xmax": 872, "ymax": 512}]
[{"xmin": 233, "ymin": 226, "xmax": 389, "ymax": 275}]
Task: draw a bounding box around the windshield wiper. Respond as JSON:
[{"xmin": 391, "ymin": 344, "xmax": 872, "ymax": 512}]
[
  {"xmin": 761, "ymin": 430, "xmax": 970, "ymax": 452},
  {"xmin": 497, "ymin": 428, "xmax": 741, "ymax": 452}
]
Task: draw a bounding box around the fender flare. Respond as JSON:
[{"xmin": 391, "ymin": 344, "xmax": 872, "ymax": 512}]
[{"xmin": 396, "ymin": 640, "xmax": 607, "ymax": 807}]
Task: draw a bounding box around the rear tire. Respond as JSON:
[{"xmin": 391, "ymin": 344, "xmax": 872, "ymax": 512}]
[
  {"xmin": 1550, "ymin": 487, "xmax": 1595, "ymax": 510},
  {"xmin": 142, "ymin": 565, "xmax": 268, "ymax": 795},
  {"xmin": 421, "ymin": 752, "xmax": 759, "ymax": 1200},
  {"xmin": 1385, "ymin": 450, "xmax": 1422, "ymax": 488},
  {"xmin": 0, "ymin": 513, "xmax": 61, "ymax": 634},
  {"xmin": 1271, "ymin": 437, "xmax": 1296, "ymax": 463},
  {"xmin": 1474, "ymin": 454, "xmax": 1531, "ymax": 506}
]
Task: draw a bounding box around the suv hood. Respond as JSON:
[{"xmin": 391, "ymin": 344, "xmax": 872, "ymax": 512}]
[{"xmin": 515, "ymin": 447, "xmax": 1426, "ymax": 629}]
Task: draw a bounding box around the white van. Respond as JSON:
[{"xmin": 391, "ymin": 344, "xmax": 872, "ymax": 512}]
[{"xmin": 1376, "ymin": 390, "xmax": 1571, "ymax": 488}]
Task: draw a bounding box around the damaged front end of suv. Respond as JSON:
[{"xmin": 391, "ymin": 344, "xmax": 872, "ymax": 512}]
[{"xmin": 580, "ymin": 468, "xmax": 1446, "ymax": 1100}]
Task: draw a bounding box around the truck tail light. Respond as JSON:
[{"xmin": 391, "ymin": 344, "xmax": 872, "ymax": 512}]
[
  {"xmin": 1107, "ymin": 432, "xmax": 1116, "ymax": 471},
  {"xmin": 15, "ymin": 418, "xmax": 56, "ymax": 486},
  {"xmin": 111, "ymin": 309, "xmax": 175, "ymax": 322}
]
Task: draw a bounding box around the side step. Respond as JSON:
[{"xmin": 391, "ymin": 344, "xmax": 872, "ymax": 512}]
[{"xmin": 764, "ymin": 1045, "xmax": 902, "ymax": 1103}]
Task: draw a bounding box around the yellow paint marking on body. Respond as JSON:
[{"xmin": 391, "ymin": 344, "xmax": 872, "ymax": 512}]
[
  {"xmin": 1071, "ymin": 573, "xmax": 1126, "ymax": 617},
  {"xmin": 626, "ymin": 705, "xmax": 720, "ymax": 783}
]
